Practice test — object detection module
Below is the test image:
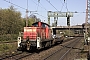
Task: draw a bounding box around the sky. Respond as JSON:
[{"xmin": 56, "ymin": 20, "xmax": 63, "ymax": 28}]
[{"xmin": 0, "ymin": 0, "xmax": 86, "ymax": 26}]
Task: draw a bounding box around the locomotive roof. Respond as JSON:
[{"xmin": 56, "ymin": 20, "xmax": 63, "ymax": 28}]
[{"xmin": 32, "ymin": 22, "xmax": 50, "ymax": 27}]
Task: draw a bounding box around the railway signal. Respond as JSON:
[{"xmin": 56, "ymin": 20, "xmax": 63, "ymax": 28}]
[{"xmin": 67, "ymin": 16, "xmax": 70, "ymax": 26}]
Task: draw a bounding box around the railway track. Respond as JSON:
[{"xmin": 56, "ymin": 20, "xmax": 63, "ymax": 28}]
[
  {"xmin": 21, "ymin": 37, "xmax": 81, "ymax": 60},
  {"xmin": 64, "ymin": 38, "xmax": 85, "ymax": 60},
  {"xmin": 0, "ymin": 51, "xmax": 35, "ymax": 60},
  {"xmin": 59, "ymin": 37, "xmax": 82, "ymax": 60},
  {"xmin": 0, "ymin": 51, "xmax": 22, "ymax": 60},
  {"xmin": 0, "ymin": 37, "xmax": 81, "ymax": 60},
  {"xmin": 43, "ymin": 37, "xmax": 83, "ymax": 60}
]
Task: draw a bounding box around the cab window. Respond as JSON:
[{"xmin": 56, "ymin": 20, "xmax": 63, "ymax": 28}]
[
  {"xmin": 42, "ymin": 23, "xmax": 45, "ymax": 28},
  {"xmin": 32, "ymin": 23, "xmax": 38, "ymax": 27}
]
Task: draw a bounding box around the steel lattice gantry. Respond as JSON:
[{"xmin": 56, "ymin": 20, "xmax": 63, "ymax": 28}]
[
  {"xmin": 88, "ymin": 0, "xmax": 90, "ymax": 38},
  {"xmin": 85, "ymin": 0, "xmax": 90, "ymax": 36},
  {"xmin": 47, "ymin": 11, "xmax": 73, "ymax": 27},
  {"xmin": 88, "ymin": 0, "xmax": 90, "ymax": 22}
]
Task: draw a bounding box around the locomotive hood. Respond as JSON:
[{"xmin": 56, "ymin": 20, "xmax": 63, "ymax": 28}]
[{"xmin": 23, "ymin": 27, "xmax": 37, "ymax": 40}]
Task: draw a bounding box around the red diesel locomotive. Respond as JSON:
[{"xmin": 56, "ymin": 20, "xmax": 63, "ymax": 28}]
[{"xmin": 17, "ymin": 21, "xmax": 54, "ymax": 50}]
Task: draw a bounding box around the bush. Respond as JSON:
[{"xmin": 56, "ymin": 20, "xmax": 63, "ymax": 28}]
[
  {"xmin": 0, "ymin": 43, "xmax": 17, "ymax": 55},
  {"xmin": 0, "ymin": 34, "xmax": 18, "ymax": 41}
]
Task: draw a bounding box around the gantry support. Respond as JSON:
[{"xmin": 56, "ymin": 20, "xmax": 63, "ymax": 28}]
[{"xmin": 47, "ymin": 11, "xmax": 73, "ymax": 26}]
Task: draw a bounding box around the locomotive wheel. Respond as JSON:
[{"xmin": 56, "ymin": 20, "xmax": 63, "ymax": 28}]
[
  {"xmin": 17, "ymin": 47, "xmax": 26, "ymax": 51},
  {"xmin": 52, "ymin": 39, "xmax": 55, "ymax": 45},
  {"xmin": 17, "ymin": 47, "xmax": 22, "ymax": 51},
  {"xmin": 49, "ymin": 41, "xmax": 52, "ymax": 47}
]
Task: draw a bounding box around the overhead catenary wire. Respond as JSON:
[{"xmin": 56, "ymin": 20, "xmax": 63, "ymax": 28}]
[
  {"xmin": 36, "ymin": 0, "xmax": 47, "ymax": 11},
  {"xmin": 39, "ymin": 2, "xmax": 47, "ymax": 11},
  {"xmin": 3, "ymin": 0, "xmax": 86, "ymax": 19},
  {"xmin": 36, "ymin": 0, "xmax": 40, "ymax": 12},
  {"xmin": 46, "ymin": 0, "xmax": 66, "ymax": 17},
  {"xmin": 31, "ymin": 0, "xmax": 47, "ymax": 11},
  {"xmin": 36, "ymin": 13, "xmax": 47, "ymax": 18},
  {"xmin": 31, "ymin": 0, "xmax": 48, "ymax": 18},
  {"xmin": 65, "ymin": 0, "xmax": 68, "ymax": 12},
  {"xmin": 46, "ymin": 0, "xmax": 66, "ymax": 12},
  {"xmin": 3, "ymin": 0, "xmax": 26, "ymax": 10},
  {"xmin": 46, "ymin": 0, "xmax": 59, "ymax": 11},
  {"xmin": 59, "ymin": 0, "xmax": 65, "ymax": 11},
  {"xmin": 59, "ymin": 0, "xmax": 68, "ymax": 12},
  {"xmin": 3, "ymin": 0, "xmax": 47, "ymax": 19}
]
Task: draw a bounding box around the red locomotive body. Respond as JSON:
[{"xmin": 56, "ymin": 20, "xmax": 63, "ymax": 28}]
[{"xmin": 18, "ymin": 21, "xmax": 53, "ymax": 50}]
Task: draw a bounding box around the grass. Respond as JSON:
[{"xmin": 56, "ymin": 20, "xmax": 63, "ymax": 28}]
[{"xmin": 0, "ymin": 42, "xmax": 17, "ymax": 55}]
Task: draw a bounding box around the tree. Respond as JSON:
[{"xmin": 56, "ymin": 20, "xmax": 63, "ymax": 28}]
[{"xmin": 0, "ymin": 6, "xmax": 23, "ymax": 34}]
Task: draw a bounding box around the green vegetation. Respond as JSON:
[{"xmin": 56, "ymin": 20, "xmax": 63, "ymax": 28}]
[
  {"xmin": 0, "ymin": 6, "xmax": 23, "ymax": 34},
  {"xmin": 0, "ymin": 43, "xmax": 17, "ymax": 55},
  {"xmin": 56, "ymin": 30, "xmax": 74, "ymax": 37},
  {"xmin": 0, "ymin": 34, "xmax": 18, "ymax": 41},
  {"xmin": 0, "ymin": 6, "xmax": 40, "ymax": 54},
  {"xmin": 0, "ymin": 6, "xmax": 37, "ymax": 41},
  {"xmin": 64, "ymin": 30, "xmax": 74, "ymax": 36}
]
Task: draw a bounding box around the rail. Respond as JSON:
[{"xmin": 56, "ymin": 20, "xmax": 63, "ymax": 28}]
[
  {"xmin": 43, "ymin": 37, "xmax": 83, "ymax": 60},
  {"xmin": 59, "ymin": 37, "xmax": 81, "ymax": 60},
  {"xmin": 0, "ymin": 51, "xmax": 34, "ymax": 60}
]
